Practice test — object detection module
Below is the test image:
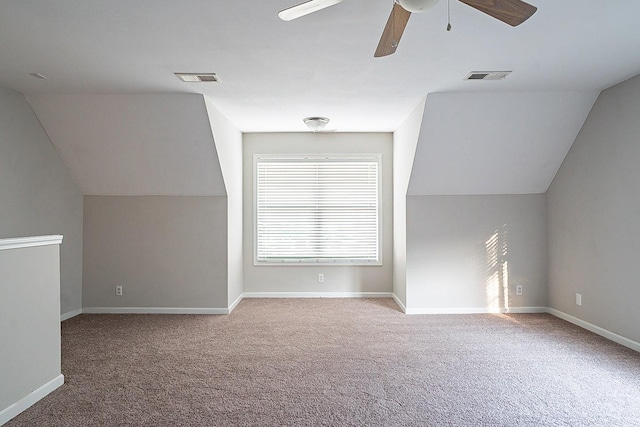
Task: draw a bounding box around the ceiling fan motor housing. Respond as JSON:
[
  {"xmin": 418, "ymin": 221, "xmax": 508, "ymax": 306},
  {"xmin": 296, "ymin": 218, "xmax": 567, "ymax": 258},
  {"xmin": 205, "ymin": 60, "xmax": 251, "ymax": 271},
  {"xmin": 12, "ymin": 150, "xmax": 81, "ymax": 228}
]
[{"xmin": 396, "ymin": 0, "xmax": 440, "ymax": 13}]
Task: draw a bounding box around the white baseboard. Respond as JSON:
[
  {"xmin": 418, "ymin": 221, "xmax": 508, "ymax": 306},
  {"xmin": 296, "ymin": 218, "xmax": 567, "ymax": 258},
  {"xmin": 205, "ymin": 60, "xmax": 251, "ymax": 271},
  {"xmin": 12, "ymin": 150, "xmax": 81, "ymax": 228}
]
[
  {"xmin": 60, "ymin": 309, "xmax": 82, "ymax": 322},
  {"xmin": 82, "ymin": 307, "xmax": 229, "ymax": 315},
  {"xmin": 83, "ymin": 294, "xmax": 394, "ymax": 316},
  {"xmin": 228, "ymin": 294, "xmax": 244, "ymax": 313},
  {"xmin": 0, "ymin": 374, "xmax": 64, "ymax": 426},
  {"xmin": 547, "ymin": 308, "xmax": 640, "ymax": 353},
  {"xmin": 242, "ymin": 292, "xmax": 393, "ymax": 299},
  {"xmin": 392, "ymin": 294, "xmax": 407, "ymax": 313},
  {"xmin": 503, "ymin": 306, "xmax": 548, "ymax": 314},
  {"xmin": 405, "ymin": 306, "xmax": 548, "ymax": 315}
]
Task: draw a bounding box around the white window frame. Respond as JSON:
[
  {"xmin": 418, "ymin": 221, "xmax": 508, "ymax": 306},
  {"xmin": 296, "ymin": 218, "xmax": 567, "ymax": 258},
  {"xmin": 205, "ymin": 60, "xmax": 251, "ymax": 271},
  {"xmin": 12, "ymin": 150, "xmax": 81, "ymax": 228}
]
[{"xmin": 254, "ymin": 154, "xmax": 382, "ymax": 266}]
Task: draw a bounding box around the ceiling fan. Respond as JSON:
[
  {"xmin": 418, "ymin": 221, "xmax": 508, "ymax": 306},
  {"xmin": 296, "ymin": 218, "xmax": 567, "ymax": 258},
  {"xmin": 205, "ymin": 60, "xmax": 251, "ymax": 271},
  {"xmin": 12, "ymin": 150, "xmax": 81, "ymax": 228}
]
[{"xmin": 278, "ymin": 0, "xmax": 537, "ymax": 57}]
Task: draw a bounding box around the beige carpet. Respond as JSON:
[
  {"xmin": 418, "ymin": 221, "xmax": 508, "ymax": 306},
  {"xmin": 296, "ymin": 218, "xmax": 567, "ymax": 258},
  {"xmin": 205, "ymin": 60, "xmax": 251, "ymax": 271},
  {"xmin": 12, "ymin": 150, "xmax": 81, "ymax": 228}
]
[{"xmin": 7, "ymin": 298, "xmax": 640, "ymax": 426}]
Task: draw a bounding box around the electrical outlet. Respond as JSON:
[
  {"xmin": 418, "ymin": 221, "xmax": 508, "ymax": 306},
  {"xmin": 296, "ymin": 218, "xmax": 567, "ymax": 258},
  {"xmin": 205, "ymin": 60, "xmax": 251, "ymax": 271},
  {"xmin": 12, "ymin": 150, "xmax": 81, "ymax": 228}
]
[
  {"xmin": 516, "ymin": 285, "xmax": 523, "ymax": 295},
  {"xmin": 318, "ymin": 274, "xmax": 324, "ymax": 283},
  {"xmin": 115, "ymin": 285, "xmax": 123, "ymax": 296},
  {"xmin": 576, "ymin": 293, "xmax": 582, "ymax": 306}
]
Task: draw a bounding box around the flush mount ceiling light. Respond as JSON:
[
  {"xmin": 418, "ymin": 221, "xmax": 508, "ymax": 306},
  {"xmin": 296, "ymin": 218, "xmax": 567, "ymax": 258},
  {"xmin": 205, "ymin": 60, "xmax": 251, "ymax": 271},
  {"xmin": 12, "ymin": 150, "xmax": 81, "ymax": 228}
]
[
  {"xmin": 175, "ymin": 73, "xmax": 219, "ymax": 82},
  {"xmin": 303, "ymin": 117, "xmax": 330, "ymax": 132}
]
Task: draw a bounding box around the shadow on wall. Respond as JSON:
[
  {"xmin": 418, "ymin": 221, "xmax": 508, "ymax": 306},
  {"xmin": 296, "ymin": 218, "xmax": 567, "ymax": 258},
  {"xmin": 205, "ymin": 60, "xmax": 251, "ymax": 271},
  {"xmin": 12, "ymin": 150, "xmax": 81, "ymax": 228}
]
[{"xmin": 486, "ymin": 224, "xmax": 509, "ymax": 312}]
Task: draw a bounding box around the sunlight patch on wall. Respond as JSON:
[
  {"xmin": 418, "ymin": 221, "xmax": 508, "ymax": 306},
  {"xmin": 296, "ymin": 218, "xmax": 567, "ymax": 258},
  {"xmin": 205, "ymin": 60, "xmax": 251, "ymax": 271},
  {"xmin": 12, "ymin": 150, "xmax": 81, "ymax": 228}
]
[{"xmin": 486, "ymin": 225, "xmax": 509, "ymax": 313}]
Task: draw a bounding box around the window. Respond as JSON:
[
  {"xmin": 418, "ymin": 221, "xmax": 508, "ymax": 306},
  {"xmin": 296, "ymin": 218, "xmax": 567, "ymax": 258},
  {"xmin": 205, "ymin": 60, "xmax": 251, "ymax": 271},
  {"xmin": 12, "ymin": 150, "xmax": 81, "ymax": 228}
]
[{"xmin": 255, "ymin": 155, "xmax": 381, "ymax": 265}]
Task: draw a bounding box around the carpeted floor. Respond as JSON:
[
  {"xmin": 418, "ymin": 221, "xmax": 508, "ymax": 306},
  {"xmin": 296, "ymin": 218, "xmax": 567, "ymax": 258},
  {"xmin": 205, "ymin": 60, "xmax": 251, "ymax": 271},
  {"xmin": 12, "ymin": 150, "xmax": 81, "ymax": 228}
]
[{"xmin": 7, "ymin": 298, "xmax": 640, "ymax": 426}]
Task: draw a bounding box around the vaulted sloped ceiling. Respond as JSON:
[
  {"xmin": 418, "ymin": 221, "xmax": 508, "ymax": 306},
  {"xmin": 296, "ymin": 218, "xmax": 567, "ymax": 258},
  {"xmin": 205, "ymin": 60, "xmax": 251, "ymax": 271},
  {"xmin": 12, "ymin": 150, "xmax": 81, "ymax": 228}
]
[
  {"xmin": 28, "ymin": 94, "xmax": 226, "ymax": 196},
  {"xmin": 407, "ymin": 91, "xmax": 599, "ymax": 195},
  {"xmin": 28, "ymin": 90, "xmax": 600, "ymax": 197}
]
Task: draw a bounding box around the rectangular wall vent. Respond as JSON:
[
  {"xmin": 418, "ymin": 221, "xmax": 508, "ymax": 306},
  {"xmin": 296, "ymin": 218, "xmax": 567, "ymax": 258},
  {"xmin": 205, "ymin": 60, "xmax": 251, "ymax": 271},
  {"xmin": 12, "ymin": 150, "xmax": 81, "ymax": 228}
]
[
  {"xmin": 465, "ymin": 71, "xmax": 511, "ymax": 81},
  {"xmin": 175, "ymin": 73, "xmax": 219, "ymax": 83}
]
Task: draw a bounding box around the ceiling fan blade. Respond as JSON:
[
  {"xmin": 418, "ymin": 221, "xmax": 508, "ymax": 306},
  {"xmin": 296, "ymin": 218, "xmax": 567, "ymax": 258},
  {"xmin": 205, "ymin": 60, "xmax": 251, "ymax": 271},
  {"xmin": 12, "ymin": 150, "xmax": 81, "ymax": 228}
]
[
  {"xmin": 278, "ymin": 0, "xmax": 344, "ymax": 21},
  {"xmin": 374, "ymin": 2, "xmax": 412, "ymax": 57},
  {"xmin": 458, "ymin": 0, "xmax": 537, "ymax": 26}
]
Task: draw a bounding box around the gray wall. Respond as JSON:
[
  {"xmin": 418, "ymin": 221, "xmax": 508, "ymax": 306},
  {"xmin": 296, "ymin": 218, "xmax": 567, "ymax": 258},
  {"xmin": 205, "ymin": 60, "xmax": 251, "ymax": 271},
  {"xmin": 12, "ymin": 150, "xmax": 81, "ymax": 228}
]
[
  {"xmin": 406, "ymin": 195, "xmax": 547, "ymax": 312},
  {"xmin": 1, "ymin": 242, "xmax": 62, "ymax": 419},
  {"xmin": 547, "ymin": 74, "xmax": 640, "ymax": 343},
  {"xmin": 0, "ymin": 87, "xmax": 83, "ymax": 317},
  {"xmin": 243, "ymin": 133, "xmax": 393, "ymax": 294},
  {"xmin": 82, "ymin": 196, "xmax": 228, "ymax": 309}
]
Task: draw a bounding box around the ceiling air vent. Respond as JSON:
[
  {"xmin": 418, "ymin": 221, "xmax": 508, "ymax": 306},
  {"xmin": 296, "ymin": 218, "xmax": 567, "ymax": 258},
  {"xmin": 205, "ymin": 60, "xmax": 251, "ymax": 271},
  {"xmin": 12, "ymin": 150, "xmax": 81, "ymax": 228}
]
[
  {"xmin": 175, "ymin": 73, "xmax": 219, "ymax": 83},
  {"xmin": 29, "ymin": 72, "xmax": 48, "ymax": 80},
  {"xmin": 465, "ymin": 71, "xmax": 511, "ymax": 81}
]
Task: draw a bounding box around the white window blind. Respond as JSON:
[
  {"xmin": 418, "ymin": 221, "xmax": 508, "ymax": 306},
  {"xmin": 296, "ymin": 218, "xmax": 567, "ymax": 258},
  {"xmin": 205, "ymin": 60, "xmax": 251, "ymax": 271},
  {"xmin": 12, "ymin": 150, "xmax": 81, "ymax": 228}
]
[{"xmin": 255, "ymin": 156, "xmax": 381, "ymax": 264}]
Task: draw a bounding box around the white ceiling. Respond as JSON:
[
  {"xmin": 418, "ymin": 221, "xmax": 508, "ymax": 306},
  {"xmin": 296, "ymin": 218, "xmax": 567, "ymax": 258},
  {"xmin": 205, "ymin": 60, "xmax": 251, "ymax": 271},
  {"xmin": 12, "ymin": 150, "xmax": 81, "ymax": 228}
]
[
  {"xmin": 1, "ymin": 0, "xmax": 640, "ymax": 132},
  {"xmin": 1, "ymin": 0, "xmax": 640, "ymax": 195}
]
